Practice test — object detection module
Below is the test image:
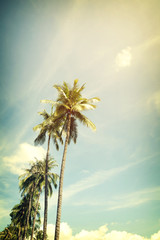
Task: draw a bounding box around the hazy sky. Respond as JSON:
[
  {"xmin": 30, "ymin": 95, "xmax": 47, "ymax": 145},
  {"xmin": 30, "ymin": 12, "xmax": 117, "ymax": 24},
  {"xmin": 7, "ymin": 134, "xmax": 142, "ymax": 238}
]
[{"xmin": 0, "ymin": 0, "xmax": 160, "ymax": 239}]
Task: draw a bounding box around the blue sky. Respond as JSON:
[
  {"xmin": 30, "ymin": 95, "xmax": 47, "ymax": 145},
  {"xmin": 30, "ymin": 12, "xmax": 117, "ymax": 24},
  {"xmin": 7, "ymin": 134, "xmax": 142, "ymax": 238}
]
[{"xmin": 0, "ymin": 0, "xmax": 160, "ymax": 239}]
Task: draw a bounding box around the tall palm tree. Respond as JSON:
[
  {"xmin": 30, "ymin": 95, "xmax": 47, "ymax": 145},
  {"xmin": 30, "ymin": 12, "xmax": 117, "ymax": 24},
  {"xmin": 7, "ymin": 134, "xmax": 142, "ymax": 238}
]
[
  {"xmin": 30, "ymin": 158, "xmax": 58, "ymax": 240},
  {"xmin": 10, "ymin": 195, "xmax": 33, "ymax": 239},
  {"xmin": 11, "ymin": 194, "xmax": 41, "ymax": 240},
  {"xmin": 33, "ymin": 111, "xmax": 62, "ymax": 240},
  {"xmin": 19, "ymin": 158, "xmax": 58, "ymax": 240},
  {"xmin": 19, "ymin": 171, "xmax": 36, "ymax": 240},
  {"xmin": 42, "ymin": 79, "xmax": 100, "ymax": 240}
]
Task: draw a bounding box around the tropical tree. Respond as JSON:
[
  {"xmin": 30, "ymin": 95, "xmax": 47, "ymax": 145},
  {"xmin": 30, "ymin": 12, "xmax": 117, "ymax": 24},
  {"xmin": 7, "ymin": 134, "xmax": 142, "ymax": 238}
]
[
  {"xmin": 42, "ymin": 79, "xmax": 100, "ymax": 240},
  {"xmin": 19, "ymin": 170, "xmax": 37, "ymax": 240},
  {"xmin": 0, "ymin": 225, "xmax": 17, "ymax": 240},
  {"xmin": 35, "ymin": 230, "xmax": 44, "ymax": 240},
  {"xmin": 10, "ymin": 194, "xmax": 34, "ymax": 239},
  {"xmin": 33, "ymin": 108, "xmax": 62, "ymax": 240},
  {"xmin": 19, "ymin": 158, "xmax": 58, "ymax": 240},
  {"xmin": 30, "ymin": 158, "xmax": 58, "ymax": 240}
]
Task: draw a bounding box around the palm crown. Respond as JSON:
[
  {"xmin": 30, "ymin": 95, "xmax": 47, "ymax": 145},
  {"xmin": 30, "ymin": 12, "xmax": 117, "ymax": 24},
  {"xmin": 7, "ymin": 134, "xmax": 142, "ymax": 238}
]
[
  {"xmin": 33, "ymin": 109, "xmax": 63, "ymax": 150},
  {"xmin": 42, "ymin": 79, "xmax": 100, "ymax": 143}
]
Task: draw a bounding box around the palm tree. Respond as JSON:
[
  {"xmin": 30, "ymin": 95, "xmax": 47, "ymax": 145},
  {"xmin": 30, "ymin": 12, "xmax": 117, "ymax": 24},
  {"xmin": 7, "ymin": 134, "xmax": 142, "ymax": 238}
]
[
  {"xmin": 19, "ymin": 170, "xmax": 36, "ymax": 240},
  {"xmin": 10, "ymin": 195, "xmax": 32, "ymax": 239},
  {"xmin": 33, "ymin": 109, "xmax": 62, "ymax": 240},
  {"xmin": 30, "ymin": 158, "xmax": 58, "ymax": 240},
  {"xmin": 42, "ymin": 79, "xmax": 100, "ymax": 240},
  {"xmin": 19, "ymin": 158, "xmax": 58, "ymax": 240}
]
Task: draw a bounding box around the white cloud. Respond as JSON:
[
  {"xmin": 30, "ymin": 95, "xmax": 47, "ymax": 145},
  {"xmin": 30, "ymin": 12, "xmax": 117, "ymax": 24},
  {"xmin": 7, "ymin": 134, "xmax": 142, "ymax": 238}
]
[
  {"xmin": 74, "ymin": 225, "xmax": 108, "ymax": 240},
  {"xmin": 151, "ymin": 231, "xmax": 160, "ymax": 240},
  {"xmin": 3, "ymin": 142, "xmax": 46, "ymax": 175},
  {"xmin": 107, "ymin": 186, "xmax": 160, "ymax": 211},
  {"xmin": 70, "ymin": 185, "xmax": 160, "ymax": 211},
  {"xmin": 148, "ymin": 91, "xmax": 160, "ymax": 113},
  {"xmin": 46, "ymin": 223, "xmax": 72, "ymax": 240},
  {"xmin": 0, "ymin": 207, "xmax": 10, "ymax": 220},
  {"xmin": 0, "ymin": 200, "xmax": 10, "ymax": 220},
  {"xmin": 62, "ymin": 154, "xmax": 154, "ymax": 202},
  {"xmin": 49, "ymin": 154, "xmax": 157, "ymax": 208},
  {"xmin": 105, "ymin": 230, "xmax": 148, "ymax": 240},
  {"xmin": 46, "ymin": 222, "xmax": 160, "ymax": 240},
  {"xmin": 61, "ymin": 162, "xmax": 134, "ymax": 202},
  {"xmin": 116, "ymin": 47, "xmax": 132, "ymax": 70},
  {"xmin": 138, "ymin": 35, "xmax": 160, "ymax": 51}
]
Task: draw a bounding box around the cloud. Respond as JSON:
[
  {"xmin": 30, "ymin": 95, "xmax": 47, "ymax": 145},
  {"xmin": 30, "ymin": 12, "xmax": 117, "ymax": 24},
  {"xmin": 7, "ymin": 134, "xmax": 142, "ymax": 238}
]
[
  {"xmin": 0, "ymin": 200, "xmax": 10, "ymax": 220},
  {"xmin": 62, "ymin": 154, "xmax": 155, "ymax": 203},
  {"xmin": 46, "ymin": 222, "xmax": 160, "ymax": 240},
  {"xmin": 148, "ymin": 91, "xmax": 160, "ymax": 113},
  {"xmin": 107, "ymin": 186, "xmax": 160, "ymax": 211},
  {"xmin": 0, "ymin": 207, "xmax": 10, "ymax": 220},
  {"xmin": 49, "ymin": 153, "xmax": 157, "ymax": 208},
  {"xmin": 71, "ymin": 185, "xmax": 160, "ymax": 211},
  {"xmin": 115, "ymin": 47, "xmax": 132, "ymax": 70},
  {"xmin": 3, "ymin": 142, "xmax": 46, "ymax": 175},
  {"xmin": 46, "ymin": 223, "xmax": 72, "ymax": 240},
  {"xmin": 74, "ymin": 225, "xmax": 108, "ymax": 240},
  {"xmin": 138, "ymin": 35, "xmax": 160, "ymax": 51},
  {"xmin": 151, "ymin": 231, "xmax": 160, "ymax": 240},
  {"xmin": 62, "ymin": 161, "xmax": 135, "ymax": 202}
]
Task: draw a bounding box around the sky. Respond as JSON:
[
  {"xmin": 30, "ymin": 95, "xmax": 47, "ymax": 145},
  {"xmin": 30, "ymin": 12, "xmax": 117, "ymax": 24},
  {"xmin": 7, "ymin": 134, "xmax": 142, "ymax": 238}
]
[{"xmin": 0, "ymin": 0, "xmax": 160, "ymax": 239}]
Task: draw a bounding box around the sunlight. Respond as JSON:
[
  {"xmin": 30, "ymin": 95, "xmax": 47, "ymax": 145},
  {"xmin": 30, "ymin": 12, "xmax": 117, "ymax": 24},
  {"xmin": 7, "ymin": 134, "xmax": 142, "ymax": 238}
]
[{"xmin": 116, "ymin": 47, "xmax": 132, "ymax": 70}]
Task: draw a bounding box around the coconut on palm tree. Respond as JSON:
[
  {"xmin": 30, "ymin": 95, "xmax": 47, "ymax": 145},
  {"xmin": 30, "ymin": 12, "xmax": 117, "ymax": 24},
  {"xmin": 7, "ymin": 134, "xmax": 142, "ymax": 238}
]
[
  {"xmin": 42, "ymin": 79, "xmax": 100, "ymax": 240},
  {"xmin": 33, "ymin": 109, "xmax": 62, "ymax": 240}
]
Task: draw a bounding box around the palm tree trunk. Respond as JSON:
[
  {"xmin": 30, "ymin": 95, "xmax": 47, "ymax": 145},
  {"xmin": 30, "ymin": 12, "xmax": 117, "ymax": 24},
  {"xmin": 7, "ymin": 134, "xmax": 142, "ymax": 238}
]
[
  {"xmin": 54, "ymin": 113, "xmax": 71, "ymax": 240},
  {"xmin": 43, "ymin": 133, "xmax": 51, "ymax": 240},
  {"xmin": 30, "ymin": 191, "xmax": 41, "ymax": 240},
  {"xmin": 18, "ymin": 226, "xmax": 21, "ymax": 240}
]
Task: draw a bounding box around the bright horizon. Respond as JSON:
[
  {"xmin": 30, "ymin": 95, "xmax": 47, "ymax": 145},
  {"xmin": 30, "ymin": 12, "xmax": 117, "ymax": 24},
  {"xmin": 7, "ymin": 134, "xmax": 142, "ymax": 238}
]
[{"xmin": 0, "ymin": 0, "xmax": 160, "ymax": 239}]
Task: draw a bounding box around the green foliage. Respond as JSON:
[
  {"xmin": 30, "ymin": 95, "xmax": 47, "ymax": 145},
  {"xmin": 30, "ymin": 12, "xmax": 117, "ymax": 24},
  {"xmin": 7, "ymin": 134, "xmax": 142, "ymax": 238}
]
[
  {"xmin": 34, "ymin": 230, "xmax": 46, "ymax": 240},
  {"xmin": 0, "ymin": 225, "xmax": 19, "ymax": 240},
  {"xmin": 33, "ymin": 108, "xmax": 63, "ymax": 149},
  {"xmin": 42, "ymin": 80, "xmax": 100, "ymax": 145}
]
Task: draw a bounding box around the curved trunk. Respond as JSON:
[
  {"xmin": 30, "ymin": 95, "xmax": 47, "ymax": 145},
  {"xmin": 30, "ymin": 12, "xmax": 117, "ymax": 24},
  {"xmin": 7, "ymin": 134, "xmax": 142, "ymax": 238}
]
[
  {"xmin": 54, "ymin": 113, "xmax": 71, "ymax": 240},
  {"xmin": 30, "ymin": 191, "xmax": 41, "ymax": 240},
  {"xmin": 43, "ymin": 133, "xmax": 51, "ymax": 240}
]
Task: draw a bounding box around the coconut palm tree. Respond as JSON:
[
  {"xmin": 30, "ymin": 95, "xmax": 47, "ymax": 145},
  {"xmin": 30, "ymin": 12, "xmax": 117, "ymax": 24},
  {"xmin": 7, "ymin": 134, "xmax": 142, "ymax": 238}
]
[
  {"xmin": 33, "ymin": 109, "xmax": 62, "ymax": 240},
  {"xmin": 19, "ymin": 158, "xmax": 58, "ymax": 240},
  {"xmin": 19, "ymin": 171, "xmax": 36, "ymax": 240},
  {"xmin": 10, "ymin": 195, "xmax": 33, "ymax": 239},
  {"xmin": 42, "ymin": 79, "xmax": 100, "ymax": 240},
  {"xmin": 30, "ymin": 158, "xmax": 58, "ymax": 240}
]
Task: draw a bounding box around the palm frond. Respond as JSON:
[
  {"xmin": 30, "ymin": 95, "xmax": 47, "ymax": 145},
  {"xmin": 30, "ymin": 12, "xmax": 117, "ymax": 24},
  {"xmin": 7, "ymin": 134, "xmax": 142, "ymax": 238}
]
[
  {"xmin": 73, "ymin": 111, "xmax": 96, "ymax": 131},
  {"xmin": 34, "ymin": 129, "xmax": 47, "ymax": 146},
  {"xmin": 53, "ymin": 85, "xmax": 69, "ymax": 102},
  {"xmin": 72, "ymin": 103, "xmax": 96, "ymax": 112},
  {"xmin": 38, "ymin": 110, "xmax": 50, "ymax": 120},
  {"xmin": 62, "ymin": 81, "xmax": 70, "ymax": 96},
  {"xmin": 47, "ymin": 181, "xmax": 53, "ymax": 197},
  {"xmin": 77, "ymin": 83, "xmax": 85, "ymax": 94},
  {"xmin": 87, "ymin": 97, "xmax": 100, "ymax": 103},
  {"xmin": 33, "ymin": 123, "xmax": 43, "ymax": 132},
  {"xmin": 73, "ymin": 79, "xmax": 79, "ymax": 87},
  {"xmin": 52, "ymin": 135, "xmax": 59, "ymax": 150},
  {"xmin": 41, "ymin": 99, "xmax": 58, "ymax": 105},
  {"xmin": 68, "ymin": 117, "xmax": 78, "ymax": 144}
]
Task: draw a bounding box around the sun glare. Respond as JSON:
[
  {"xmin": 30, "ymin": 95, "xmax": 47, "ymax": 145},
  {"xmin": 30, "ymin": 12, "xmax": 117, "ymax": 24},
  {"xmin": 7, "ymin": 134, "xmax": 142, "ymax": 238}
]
[{"xmin": 116, "ymin": 47, "xmax": 132, "ymax": 70}]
